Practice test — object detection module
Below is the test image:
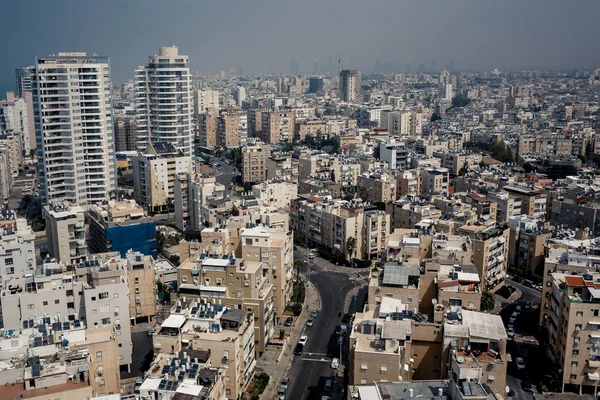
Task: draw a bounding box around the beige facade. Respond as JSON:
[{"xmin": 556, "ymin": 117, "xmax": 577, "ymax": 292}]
[
  {"xmin": 218, "ymin": 111, "xmax": 247, "ymax": 148},
  {"xmin": 43, "ymin": 201, "xmax": 86, "ymax": 265},
  {"xmin": 125, "ymin": 251, "xmax": 157, "ymax": 323},
  {"xmin": 357, "ymin": 171, "xmax": 396, "ymax": 203},
  {"xmin": 199, "ymin": 112, "xmax": 218, "ymax": 147},
  {"xmin": 432, "ymin": 151, "xmax": 482, "ymax": 176},
  {"xmin": 242, "ymin": 142, "xmax": 271, "ymax": 183},
  {"xmin": 267, "ymin": 152, "xmax": 297, "ymax": 181},
  {"xmin": 298, "ymin": 152, "xmax": 340, "ymax": 181},
  {"xmin": 294, "ymin": 119, "xmax": 328, "ymax": 141},
  {"xmin": 503, "ymin": 185, "xmax": 547, "ymax": 219},
  {"xmin": 252, "ymin": 180, "xmax": 298, "ymax": 209},
  {"xmin": 396, "ymin": 169, "xmax": 421, "ymax": 197},
  {"xmin": 195, "ymin": 89, "xmax": 219, "ymax": 115},
  {"xmin": 261, "ymin": 110, "xmax": 295, "ymax": 143},
  {"xmin": 421, "ymin": 167, "xmax": 450, "ymax": 196}
]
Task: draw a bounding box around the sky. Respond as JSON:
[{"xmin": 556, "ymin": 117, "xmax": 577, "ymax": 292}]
[{"xmin": 1, "ymin": 0, "xmax": 600, "ymax": 95}]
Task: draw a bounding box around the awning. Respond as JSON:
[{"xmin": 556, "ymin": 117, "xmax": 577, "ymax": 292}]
[
  {"xmin": 589, "ymin": 360, "xmax": 600, "ymax": 368},
  {"xmin": 588, "ymin": 372, "xmax": 600, "ymax": 381},
  {"xmin": 590, "ymin": 321, "xmax": 600, "ymax": 325},
  {"xmin": 469, "ymin": 338, "xmax": 490, "ymax": 345}
]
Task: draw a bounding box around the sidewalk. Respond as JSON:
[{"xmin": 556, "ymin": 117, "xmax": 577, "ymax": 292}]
[{"xmin": 259, "ymin": 281, "xmax": 321, "ymax": 400}]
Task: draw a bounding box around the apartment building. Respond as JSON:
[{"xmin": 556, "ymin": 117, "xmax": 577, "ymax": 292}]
[
  {"xmin": 432, "ymin": 151, "xmax": 482, "ymax": 176},
  {"xmin": 298, "ymin": 151, "xmax": 340, "ymax": 181},
  {"xmin": 443, "ymin": 309, "xmax": 508, "ymax": 396},
  {"xmin": 422, "ymin": 167, "xmax": 450, "ymax": 196},
  {"xmin": 294, "ymin": 119, "xmax": 328, "ymax": 141},
  {"xmin": 396, "ymin": 169, "xmax": 421, "ymax": 197},
  {"xmin": 379, "ymin": 139, "xmax": 412, "ymax": 171},
  {"xmin": 462, "ymin": 193, "xmax": 498, "ymax": 222},
  {"xmin": 550, "ymin": 198, "xmax": 600, "ymax": 236},
  {"xmin": 363, "ymin": 209, "xmax": 390, "ymax": 260},
  {"xmin": 458, "ymin": 224, "xmax": 509, "ymax": 292},
  {"xmin": 218, "ymin": 111, "xmax": 247, "ymax": 148},
  {"xmin": 0, "ymin": 258, "xmax": 133, "ymax": 371},
  {"xmin": 357, "ymin": 171, "xmax": 396, "ymax": 203},
  {"xmin": 132, "ymin": 141, "xmax": 192, "ymax": 214},
  {"xmin": 240, "ymin": 225, "xmax": 293, "ymax": 321},
  {"xmin": 382, "ymin": 110, "xmax": 423, "ymax": 136},
  {"xmin": 134, "ymin": 46, "xmax": 194, "ymax": 155},
  {"xmin": 174, "ymin": 173, "xmax": 225, "ymax": 231},
  {"xmin": 487, "ymin": 190, "xmax": 522, "ymax": 223},
  {"xmin": 195, "ymin": 89, "xmax": 219, "ymax": 115},
  {"xmin": 33, "ymin": 52, "xmax": 117, "ymax": 205},
  {"xmin": 517, "ymin": 134, "xmax": 572, "ymax": 156},
  {"xmin": 138, "ymin": 352, "xmax": 226, "ymax": 400},
  {"xmin": 87, "ymin": 200, "xmax": 157, "ymax": 257},
  {"xmin": 114, "ymin": 114, "xmax": 136, "ymax": 152},
  {"xmin": 242, "ymin": 141, "xmax": 271, "ymax": 183},
  {"xmin": 0, "ymin": 147, "xmax": 13, "ymax": 200},
  {"xmin": 174, "ymin": 255, "xmax": 275, "ymax": 354},
  {"xmin": 151, "ymin": 307, "xmax": 253, "ymax": 400},
  {"xmin": 387, "ymin": 200, "xmax": 442, "ymax": 230},
  {"xmin": 349, "ymin": 298, "xmax": 413, "ymax": 385},
  {"xmin": 124, "ymin": 251, "xmax": 157, "ymax": 324},
  {"xmin": 267, "ymin": 152, "xmax": 298, "ymax": 181},
  {"xmin": 0, "ymin": 91, "xmax": 34, "ymax": 154},
  {"xmin": 252, "ymin": 180, "xmax": 298, "ymax": 209},
  {"xmin": 260, "ymin": 110, "xmax": 295, "ymax": 144},
  {"xmin": 0, "ymin": 215, "xmax": 35, "ymax": 280},
  {"xmin": 198, "ymin": 112, "xmax": 219, "ymax": 148},
  {"xmin": 340, "ymin": 70, "xmax": 361, "ymax": 102},
  {"xmin": 15, "ymin": 66, "xmax": 34, "ymax": 97},
  {"xmin": 507, "ymin": 215, "xmax": 551, "ymax": 275},
  {"xmin": 43, "ymin": 201, "xmax": 87, "ymax": 265},
  {"xmin": 503, "ymin": 185, "xmax": 547, "ymax": 219}
]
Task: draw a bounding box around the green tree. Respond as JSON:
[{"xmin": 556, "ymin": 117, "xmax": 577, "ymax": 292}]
[
  {"xmin": 480, "ymin": 291, "xmax": 495, "ymax": 311},
  {"xmin": 346, "ymin": 236, "xmax": 357, "ymax": 261}
]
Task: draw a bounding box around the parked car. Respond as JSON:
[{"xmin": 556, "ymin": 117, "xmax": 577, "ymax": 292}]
[
  {"xmin": 276, "ymin": 386, "xmax": 286, "ymax": 400},
  {"xmin": 330, "ymin": 357, "xmax": 340, "ymax": 369},
  {"xmin": 324, "ymin": 379, "xmax": 333, "ymax": 392},
  {"xmin": 341, "ymin": 313, "xmax": 352, "ymax": 323},
  {"xmin": 306, "ymin": 318, "xmax": 314, "ymax": 327},
  {"xmin": 281, "ymin": 377, "xmax": 290, "ymax": 390},
  {"xmin": 515, "ymin": 305, "xmax": 522, "ymax": 313},
  {"xmin": 148, "ymin": 329, "xmax": 155, "ymax": 337},
  {"xmin": 310, "ymin": 310, "xmax": 319, "ymax": 319},
  {"xmin": 284, "ymin": 316, "xmax": 293, "ymax": 326},
  {"xmin": 516, "ymin": 357, "xmax": 526, "ymax": 370},
  {"xmin": 299, "ymin": 335, "xmax": 308, "ymax": 346},
  {"xmin": 134, "ymin": 376, "xmax": 144, "ymax": 393},
  {"xmin": 308, "ymin": 253, "xmax": 315, "ymax": 259},
  {"xmin": 294, "ymin": 343, "xmax": 304, "ymax": 355}
]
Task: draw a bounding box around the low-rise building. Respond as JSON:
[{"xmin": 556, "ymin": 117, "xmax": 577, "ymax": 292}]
[
  {"xmin": 357, "ymin": 171, "xmax": 397, "ymax": 204},
  {"xmin": 242, "ymin": 141, "xmax": 271, "ymax": 184},
  {"xmin": 43, "ymin": 201, "xmax": 86, "ymax": 265}
]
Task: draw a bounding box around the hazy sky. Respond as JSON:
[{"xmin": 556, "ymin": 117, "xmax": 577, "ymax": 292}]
[{"xmin": 2, "ymin": 0, "xmax": 600, "ymax": 94}]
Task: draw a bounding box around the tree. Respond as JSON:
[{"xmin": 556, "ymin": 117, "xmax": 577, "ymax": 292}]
[
  {"xmin": 431, "ymin": 113, "xmax": 442, "ymax": 122},
  {"xmin": 480, "ymin": 291, "xmax": 495, "ymax": 311},
  {"xmin": 346, "ymin": 236, "xmax": 357, "ymax": 261}
]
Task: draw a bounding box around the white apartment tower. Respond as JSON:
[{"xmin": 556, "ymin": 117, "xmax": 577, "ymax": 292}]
[
  {"xmin": 134, "ymin": 46, "xmax": 193, "ymax": 155},
  {"xmin": 194, "ymin": 89, "xmax": 219, "ymax": 115},
  {"xmin": 15, "ymin": 66, "xmax": 34, "ymax": 97},
  {"xmin": 33, "ymin": 52, "xmax": 117, "ymax": 206}
]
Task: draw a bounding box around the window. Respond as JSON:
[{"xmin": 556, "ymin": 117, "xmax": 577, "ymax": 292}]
[
  {"xmin": 91, "ymin": 296, "xmax": 96, "ymax": 301},
  {"xmin": 100, "ymin": 305, "xmax": 109, "ymax": 313},
  {"xmin": 226, "ymin": 389, "xmax": 231, "ymax": 396},
  {"xmin": 595, "ymin": 310, "xmax": 600, "ymax": 317},
  {"xmin": 570, "ymin": 374, "xmax": 577, "ymax": 380},
  {"xmin": 360, "ymin": 379, "xmax": 367, "ymax": 384},
  {"xmin": 96, "ymin": 351, "xmax": 102, "ymax": 358},
  {"xmin": 576, "ymin": 324, "xmax": 582, "ymax": 330},
  {"xmin": 182, "ymin": 276, "xmax": 187, "ymax": 282},
  {"xmin": 361, "ymin": 363, "xmax": 368, "ymax": 370},
  {"xmin": 66, "ymin": 290, "xmax": 73, "ymax": 296},
  {"xmin": 571, "ymin": 361, "xmax": 578, "ymax": 367},
  {"xmin": 27, "ymin": 304, "xmax": 34, "ymax": 309},
  {"xmin": 114, "ymin": 293, "xmax": 119, "ymax": 298},
  {"xmin": 43, "ymin": 301, "xmax": 48, "ymax": 306},
  {"xmin": 134, "ymin": 277, "xmax": 139, "ymax": 284},
  {"xmin": 119, "ymin": 355, "xmax": 123, "ymax": 360},
  {"xmin": 449, "ymin": 299, "xmax": 463, "ymax": 307},
  {"xmin": 407, "ymin": 298, "xmax": 413, "ymax": 304},
  {"xmin": 225, "ymin": 376, "xmax": 231, "ymax": 382},
  {"xmin": 380, "ymin": 365, "xmax": 388, "ymax": 372},
  {"xmin": 55, "ymin": 300, "xmax": 60, "ymax": 304},
  {"xmin": 99, "ymin": 292, "xmax": 109, "ymax": 300},
  {"xmin": 118, "ymin": 343, "xmax": 122, "ymax": 348},
  {"xmin": 101, "ymin": 317, "xmax": 111, "ymax": 324},
  {"xmin": 6, "ymin": 267, "xmax": 13, "ymax": 274},
  {"xmin": 5, "ymin": 258, "xmax": 13, "ymax": 265},
  {"xmin": 576, "ymin": 311, "xmax": 584, "ymax": 317}
]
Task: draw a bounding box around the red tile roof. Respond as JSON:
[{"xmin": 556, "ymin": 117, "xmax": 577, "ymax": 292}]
[{"xmin": 565, "ymin": 276, "xmax": 585, "ymax": 287}]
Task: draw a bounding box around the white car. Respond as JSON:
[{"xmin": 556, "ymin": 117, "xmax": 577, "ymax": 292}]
[
  {"xmin": 330, "ymin": 357, "xmax": 340, "ymax": 369},
  {"xmin": 507, "ymin": 328, "xmax": 514, "ymax": 339},
  {"xmin": 515, "ymin": 305, "xmax": 522, "ymax": 313},
  {"xmin": 516, "ymin": 357, "xmax": 526, "ymax": 370},
  {"xmin": 299, "ymin": 335, "xmax": 308, "ymax": 346},
  {"xmin": 308, "ymin": 253, "xmax": 315, "ymax": 259}
]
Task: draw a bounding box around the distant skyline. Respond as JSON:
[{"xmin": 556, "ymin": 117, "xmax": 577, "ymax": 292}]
[{"xmin": 2, "ymin": 0, "xmax": 600, "ymax": 95}]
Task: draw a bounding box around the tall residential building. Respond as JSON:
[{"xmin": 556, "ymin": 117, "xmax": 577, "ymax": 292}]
[
  {"xmin": 195, "ymin": 89, "xmax": 219, "ymax": 115},
  {"xmin": 33, "ymin": 52, "xmax": 117, "ymax": 206},
  {"xmin": 260, "ymin": 110, "xmax": 295, "ymax": 144},
  {"xmin": 174, "ymin": 173, "xmax": 225, "ymax": 231},
  {"xmin": 134, "ymin": 46, "xmax": 193, "ymax": 155},
  {"xmin": 132, "ymin": 141, "xmax": 192, "ymax": 214},
  {"xmin": 199, "ymin": 112, "xmax": 219, "ymax": 148},
  {"xmin": 234, "ymin": 86, "xmax": 246, "ymax": 107},
  {"xmin": 340, "ymin": 70, "xmax": 361, "ymax": 102},
  {"xmin": 43, "ymin": 201, "xmax": 87, "ymax": 265},
  {"xmin": 114, "ymin": 114, "xmax": 136, "ymax": 152},
  {"xmin": 308, "ymin": 77, "xmax": 324, "ymax": 93},
  {"xmin": 242, "ymin": 141, "xmax": 271, "ymax": 184},
  {"xmin": 218, "ymin": 111, "xmax": 247, "ymax": 148},
  {"xmin": 0, "ymin": 91, "xmax": 35, "ymax": 154},
  {"xmin": 15, "ymin": 66, "xmax": 34, "ymax": 97},
  {"xmin": 0, "ymin": 214, "xmax": 35, "ymax": 280}
]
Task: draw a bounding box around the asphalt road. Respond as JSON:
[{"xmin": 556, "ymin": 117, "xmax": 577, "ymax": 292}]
[
  {"xmin": 501, "ymin": 279, "xmax": 542, "ymax": 399},
  {"xmin": 121, "ymin": 329, "xmax": 154, "ymax": 379},
  {"xmin": 213, "ymin": 157, "xmax": 239, "ymax": 196}
]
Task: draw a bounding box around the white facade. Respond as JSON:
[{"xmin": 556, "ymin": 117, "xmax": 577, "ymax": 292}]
[
  {"xmin": 194, "ymin": 90, "xmax": 219, "ymax": 115},
  {"xmin": 33, "ymin": 52, "xmax": 117, "ymax": 206},
  {"xmin": 134, "ymin": 46, "xmax": 194, "ymax": 155},
  {"xmin": 0, "ymin": 92, "xmax": 34, "ymax": 154},
  {"xmin": 235, "ymin": 86, "xmax": 246, "ymax": 107},
  {"xmin": 0, "ymin": 217, "xmax": 35, "ymax": 281},
  {"xmin": 15, "ymin": 66, "xmax": 34, "ymax": 98},
  {"xmin": 252, "ymin": 181, "xmax": 298, "ymax": 209},
  {"xmin": 340, "ymin": 70, "xmax": 361, "ymax": 102}
]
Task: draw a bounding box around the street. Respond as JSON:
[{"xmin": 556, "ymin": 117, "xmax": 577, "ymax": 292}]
[
  {"xmin": 284, "ymin": 249, "xmax": 368, "ymax": 400},
  {"xmin": 213, "ymin": 157, "xmax": 239, "ymax": 197},
  {"xmin": 501, "ymin": 278, "xmax": 542, "ymax": 399}
]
